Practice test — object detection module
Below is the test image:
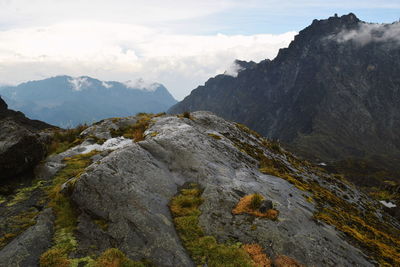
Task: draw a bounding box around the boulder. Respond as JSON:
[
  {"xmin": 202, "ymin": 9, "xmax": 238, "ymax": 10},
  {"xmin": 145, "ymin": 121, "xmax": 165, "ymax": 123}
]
[
  {"xmin": 0, "ymin": 96, "xmax": 53, "ymax": 182},
  {"xmin": 259, "ymin": 199, "xmax": 274, "ymax": 213}
]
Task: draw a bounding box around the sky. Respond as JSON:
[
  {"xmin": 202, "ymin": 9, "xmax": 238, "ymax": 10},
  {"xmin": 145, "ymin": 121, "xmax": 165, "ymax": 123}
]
[{"xmin": 0, "ymin": 1, "xmax": 399, "ymax": 100}]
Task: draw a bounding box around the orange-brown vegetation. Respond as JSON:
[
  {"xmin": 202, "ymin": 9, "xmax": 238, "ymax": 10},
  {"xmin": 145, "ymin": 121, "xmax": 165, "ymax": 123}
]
[
  {"xmin": 232, "ymin": 194, "xmax": 279, "ymax": 220},
  {"xmin": 273, "ymin": 255, "xmax": 305, "ymax": 267},
  {"xmin": 243, "ymin": 244, "xmax": 272, "ymax": 267}
]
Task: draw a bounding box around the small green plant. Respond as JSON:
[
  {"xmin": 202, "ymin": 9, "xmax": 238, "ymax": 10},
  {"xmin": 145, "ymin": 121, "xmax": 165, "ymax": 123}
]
[
  {"xmin": 249, "ymin": 193, "xmax": 263, "ymax": 210},
  {"xmin": 183, "ymin": 111, "xmax": 191, "ymax": 119},
  {"xmin": 110, "ymin": 114, "xmax": 153, "ymax": 142},
  {"xmin": 94, "ymin": 219, "xmax": 109, "ymax": 231},
  {"xmin": 48, "ymin": 124, "xmax": 88, "ymax": 155},
  {"xmin": 232, "ymin": 194, "xmax": 279, "ymax": 220},
  {"xmin": 208, "ymin": 133, "xmax": 222, "ymax": 140}
]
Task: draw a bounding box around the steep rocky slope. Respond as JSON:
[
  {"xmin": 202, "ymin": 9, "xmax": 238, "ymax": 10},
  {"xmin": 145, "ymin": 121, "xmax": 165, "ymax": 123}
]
[
  {"xmin": 0, "ymin": 76, "xmax": 177, "ymax": 127},
  {"xmin": 169, "ymin": 14, "xmax": 400, "ymax": 186},
  {"xmin": 0, "ymin": 112, "xmax": 399, "ymax": 266},
  {"xmin": 0, "ymin": 96, "xmax": 53, "ymax": 184}
]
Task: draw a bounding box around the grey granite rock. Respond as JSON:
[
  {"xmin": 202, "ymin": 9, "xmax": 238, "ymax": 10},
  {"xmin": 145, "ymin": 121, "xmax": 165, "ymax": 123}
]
[
  {"xmin": 69, "ymin": 112, "xmax": 374, "ymax": 266},
  {"xmin": 0, "ymin": 208, "xmax": 54, "ymax": 267}
]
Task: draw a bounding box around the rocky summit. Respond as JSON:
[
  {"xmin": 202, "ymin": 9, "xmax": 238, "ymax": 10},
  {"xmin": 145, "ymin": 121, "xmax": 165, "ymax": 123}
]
[
  {"xmin": 168, "ymin": 14, "xmax": 400, "ymax": 187},
  {"xmin": 0, "ymin": 111, "xmax": 399, "ymax": 266}
]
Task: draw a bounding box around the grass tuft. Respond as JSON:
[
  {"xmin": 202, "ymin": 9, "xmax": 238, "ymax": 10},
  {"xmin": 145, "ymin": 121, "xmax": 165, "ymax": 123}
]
[
  {"xmin": 7, "ymin": 180, "xmax": 46, "ymax": 207},
  {"xmin": 232, "ymin": 194, "xmax": 279, "ymax": 220},
  {"xmin": 110, "ymin": 113, "xmax": 153, "ymax": 142},
  {"xmin": 93, "ymin": 248, "xmax": 146, "ymax": 267},
  {"xmin": 170, "ymin": 183, "xmax": 255, "ymax": 266},
  {"xmin": 48, "ymin": 124, "xmax": 88, "ymax": 155},
  {"xmin": 243, "ymin": 244, "xmax": 271, "ymax": 267},
  {"xmin": 208, "ymin": 133, "xmax": 222, "ymax": 140}
]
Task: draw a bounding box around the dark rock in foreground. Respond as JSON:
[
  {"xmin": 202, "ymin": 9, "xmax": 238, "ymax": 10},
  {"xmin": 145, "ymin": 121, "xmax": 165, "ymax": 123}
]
[{"xmin": 0, "ymin": 97, "xmax": 53, "ymax": 183}]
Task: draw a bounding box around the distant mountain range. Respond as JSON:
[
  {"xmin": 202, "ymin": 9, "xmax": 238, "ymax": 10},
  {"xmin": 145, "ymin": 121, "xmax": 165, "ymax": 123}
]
[
  {"xmin": 0, "ymin": 76, "xmax": 177, "ymax": 127},
  {"xmin": 169, "ymin": 13, "xmax": 400, "ymax": 186}
]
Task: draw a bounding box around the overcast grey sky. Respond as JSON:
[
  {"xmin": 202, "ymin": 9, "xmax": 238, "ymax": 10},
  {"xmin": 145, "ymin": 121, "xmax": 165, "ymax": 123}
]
[{"xmin": 0, "ymin": 0, "xmax": 399, "ymax": 99}]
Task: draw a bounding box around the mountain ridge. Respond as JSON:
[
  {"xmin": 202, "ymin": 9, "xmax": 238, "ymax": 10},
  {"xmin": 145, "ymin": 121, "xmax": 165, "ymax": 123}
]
[
  {"xmin": 169, "ymin": 13, "xmax": 400, "ymax": 185},
  {"xmin": 0, "ymin": 75, "xmax": 177, "ymax": 128}
]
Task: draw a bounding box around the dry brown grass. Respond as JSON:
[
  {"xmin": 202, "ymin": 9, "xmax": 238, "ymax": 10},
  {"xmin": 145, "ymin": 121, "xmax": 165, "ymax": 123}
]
[
  {"xmin": 243, "ymin": 244, "xmax": 271, "ymax": 267},
  {"xmin": 93, "ymin": 248, "xmax": 145, "ymax": 267},
  {"xmin": 232, "ymin": 194, "xmax": 279, "ymax": 220},
  {"xmin": 273, "ymin": 255, "xmax": 305, "ymax": 267}
]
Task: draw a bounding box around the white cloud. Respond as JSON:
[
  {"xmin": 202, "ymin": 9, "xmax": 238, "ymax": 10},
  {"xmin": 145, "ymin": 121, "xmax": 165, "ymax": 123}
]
[
  {"xmin": 0, "ymin": 21, "xmax": 295, "ymax": 99},
  {"xmin": 0, "ymin": 1, "xmax": 398, "ymax": 100},
  {"xmin": 68, "ymin": 77, "xmax": 91, "ymax": 91},
  {"xmin": 123, "ymin": 78, "xmax": 159, "ymax": 92},
  {"xmin": 224, "ymin": 61, "xmax": 244, "ymax": 77},
  {"xmin": 332, "ymin": 22, "xmax": 400, "ymax": 45},
  {"xmin": 101, "ymin": 81, "xmax": 113, "ymax": 89}
]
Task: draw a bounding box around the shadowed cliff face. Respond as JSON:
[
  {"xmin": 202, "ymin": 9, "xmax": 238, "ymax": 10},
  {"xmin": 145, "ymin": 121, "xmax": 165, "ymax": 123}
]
[
  {"xmin": 0, "ymin": 97, "xmax": 7, "ymax": 111},
  {"xmin": 0, "ymin": 96, "xmax": 53, "ymax": 183},
  {"xmin": 169, "ymin": 14, "xmax": 400, "ymax": 175}
]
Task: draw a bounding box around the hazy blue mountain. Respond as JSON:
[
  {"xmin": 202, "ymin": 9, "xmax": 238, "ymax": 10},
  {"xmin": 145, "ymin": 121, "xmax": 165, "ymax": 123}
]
[{"xmin": 0, "ymin": 76, "xmax": 177, "ymax": 128}]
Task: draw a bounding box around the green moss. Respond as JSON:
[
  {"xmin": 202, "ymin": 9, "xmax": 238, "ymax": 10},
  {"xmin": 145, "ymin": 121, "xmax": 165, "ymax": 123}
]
[
  {"xmin": 92, "ymin": 248, "xmax": 146, "ymax": 267},
  {"xmin": 368, "ymin": 189, "xmax": 397, "ymax": 201},
  {"xmin": 0, "ymin": 208, "xmax": 39, "ymax": 249},
  {"xmin": 0, "ymin": 195, "xmax": 6, "ymax": 204},
  {"xmin": 40, "ymin": 248, "xmax": 71, "ymax": 267},
  {"xmin": 48, "ymin": 125, "xmax": 88, "ymax": 155},
  {"xmin": 153, "ymin": 112, "xmax": 166, "ymax": 117},
  {"xmin": 0, "ymin": 233, "xmax": 17, "ymax": 249},
  {"xmin": 7, "ymin": 180, "xmax": 46, "ymax": 207},
  {"xmin": 87, "ymin": 135, "xmax": 106, "ymax": 145},
  {"xmin": 70, "ymin": 256, "xmax": 95, "ymax": 267},
  {"xmin": 235, "ymin": 123, "xmax": 262, "ymax": 139},
  {"xmin": 314, "ymin": 208, "xmax": 400, "ymax": 266},
  {"xmin": 40, "ymin": 151, "xmax": 98, "ymax": 267},
  {"xmin": 111, "ymin": 117, "xmax": 122, "ymax": 123},
  {"xmin": 94, "ymin": 219, "xmax": 109, "ymax": 231},
  {"xmin": 169, "ymin": 183, "xmax": 254, "ymax": 266},
  {"xmin": 230, "ymin": 123, "xmax": 400, "ymax": 266},
  {"xmin": 110, "ymin": 113, "xmax": 153, "ymax": 142}
]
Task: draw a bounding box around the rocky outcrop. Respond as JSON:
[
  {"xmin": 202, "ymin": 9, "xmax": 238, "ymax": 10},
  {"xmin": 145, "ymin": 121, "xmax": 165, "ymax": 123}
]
[
  {"xmin": 65, "ymin": 112, "xmax": 388, "ymax": 266},
  {"xmin": 0, "ymin": 208, "xmax": 54, "ymax": 267},
  {"xmin": 168, "ymin": 14, "xmax": 400, "ymax": 180},
  {"xmin": 0, "ymin": 96, "xmax": 53, "ymax": 183},
  {"xmin": 0, "ymin": 97, "xmax": 7, "ymax": 111},
  {"xmin": 1, "ymin": 112, "xmax": 398, "ymax": 266}
]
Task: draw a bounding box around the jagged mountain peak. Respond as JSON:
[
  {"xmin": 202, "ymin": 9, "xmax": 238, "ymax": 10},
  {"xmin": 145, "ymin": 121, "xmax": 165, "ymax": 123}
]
[{"xmin": 169, "ymin": 14, "xmax": 400, "ymax": 191}]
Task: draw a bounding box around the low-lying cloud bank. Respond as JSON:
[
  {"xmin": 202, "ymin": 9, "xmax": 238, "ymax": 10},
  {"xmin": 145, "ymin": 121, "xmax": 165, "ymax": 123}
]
[{"xmin": 0, "ymin": 22, "xmax": 295, "ymax": 99}]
